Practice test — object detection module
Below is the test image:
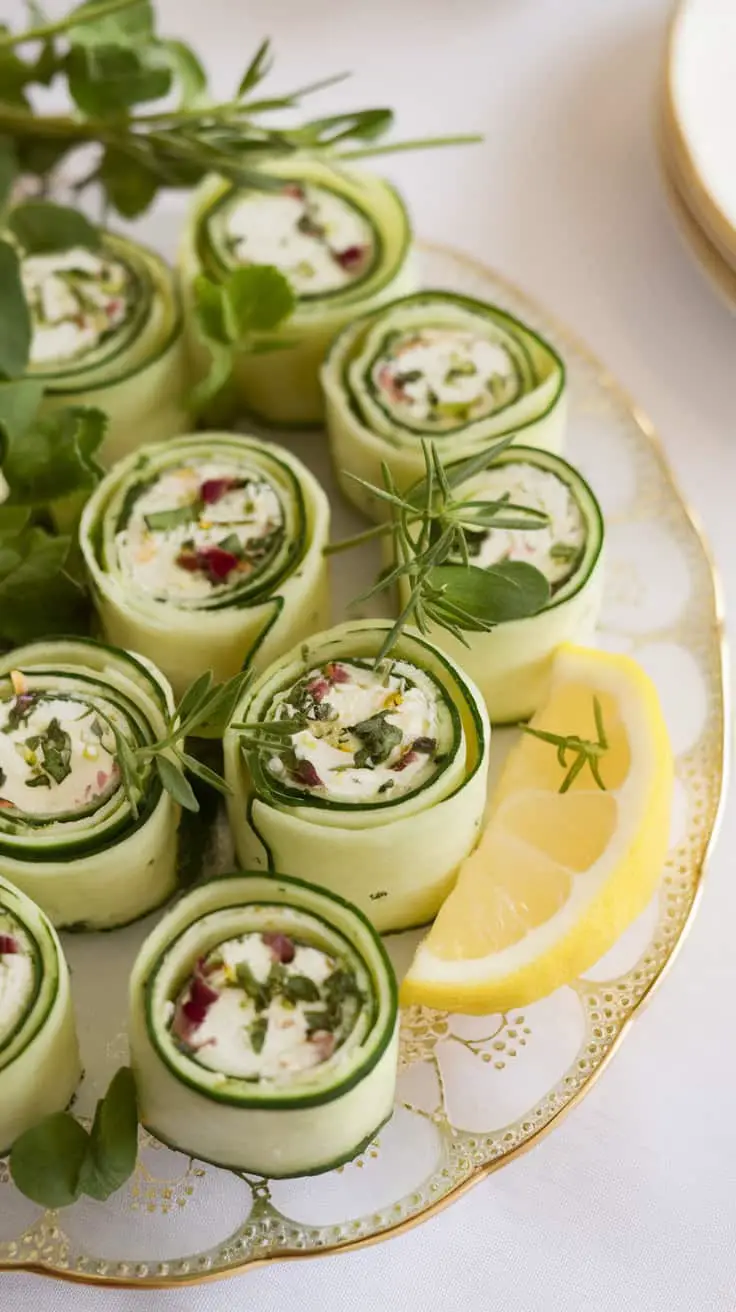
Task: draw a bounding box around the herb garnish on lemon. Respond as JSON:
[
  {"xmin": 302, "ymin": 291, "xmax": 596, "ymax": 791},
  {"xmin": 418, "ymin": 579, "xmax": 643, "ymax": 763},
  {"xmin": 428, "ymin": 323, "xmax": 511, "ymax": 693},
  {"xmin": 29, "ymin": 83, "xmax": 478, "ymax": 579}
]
[{"xmin": 401, "ymin": 644, "xmax": 674, "ymax": 1014}]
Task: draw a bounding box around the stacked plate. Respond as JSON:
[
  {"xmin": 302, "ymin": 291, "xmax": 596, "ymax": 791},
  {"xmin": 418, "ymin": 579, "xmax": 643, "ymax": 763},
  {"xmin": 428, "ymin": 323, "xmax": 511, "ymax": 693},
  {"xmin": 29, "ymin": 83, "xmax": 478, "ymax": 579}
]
[{"xmin": 661, "ymin": 0, "xmax": 736, "ymax": 310}]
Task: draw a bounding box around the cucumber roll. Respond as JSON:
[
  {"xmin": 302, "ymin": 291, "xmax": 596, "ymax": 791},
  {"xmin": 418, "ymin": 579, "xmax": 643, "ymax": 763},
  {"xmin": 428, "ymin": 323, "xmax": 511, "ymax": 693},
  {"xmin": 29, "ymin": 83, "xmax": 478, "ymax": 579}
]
[
  {"xmin": 22, "ymin": 233, "xmax": 190, "ymax": 467},
  {"xmin": 223, "ymin": 621, "xmax": 490, "ymax": 933},
  {"xmin": 129, "ymin": 871, "xmax": 398, "ymax": 1177},
  {"xmin": 0, "ymin": 638, "xmax": 179, "ymax": 930},
  {"xmin": 0, "ymin": 877, "xmax": 81, "ymax": 1152},
  {"xmin": 396, "ymin": 447, "xmax": 605, "ymax": 723},
  {"xmin": 322, "ymin": 291, "xmax": 566, "ymax": 520},
  {"xmin": 179, "ymin": 161, "xmax": 414, "ymax": 425},
  {"xmin": 80, "ymin": 432, "xmax": 331, "ymax": 698}
]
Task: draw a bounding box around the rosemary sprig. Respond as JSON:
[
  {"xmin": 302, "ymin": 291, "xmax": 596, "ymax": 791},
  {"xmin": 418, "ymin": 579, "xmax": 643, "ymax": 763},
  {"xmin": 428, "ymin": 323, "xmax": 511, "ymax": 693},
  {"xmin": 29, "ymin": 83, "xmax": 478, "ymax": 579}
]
[
  {"xmin": 0, "ymin": 0, "xmax": 480, "ymax": 221},
  {"xmin": 520, "ymin": 695, "xmax": 610, "ymax": 793},
  {"xmin": 114, "ymin": 668, "xmax": 251, "ymax": 815},
  {"xmin": 229, "ymin": 717, "xmax": 308, "ymax": 754},
  {"xmin": 327, "ymin": 437, "xmax": 552, "ymax": 662}
]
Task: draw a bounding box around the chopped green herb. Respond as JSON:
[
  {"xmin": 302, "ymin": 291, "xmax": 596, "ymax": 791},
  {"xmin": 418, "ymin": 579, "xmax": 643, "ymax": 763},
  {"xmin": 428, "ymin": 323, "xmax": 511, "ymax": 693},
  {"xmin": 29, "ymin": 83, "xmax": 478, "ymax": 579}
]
[
  {"xmin": 217, "ymin": 533, "xmax": 244, "ymax": 559},
  {"xmin": 304, "ymin": 1009, "xmax": 334, "ymax": 1034},
  {"xmin": 377, "ymin": 779, "xmax": 394, "ymax": 794},
  {"xmin": 4, "ymin": 694, "xmax": 38, "ymax": 733},
  {"xmin": 282, "ymin": 974, "xmax": 321, "ymax": 1005},
  {"xmin": 144, "ymin": 501, "xmax": 202, "ymax": 533},
  {"xmin": 36, "ymin": 718, "xmax": 72, "ymax": 786},
  {"xmin": 235, "ymin": 961, "xmax": 270, "ymax": 1011},
  {"xmin": 249, "ymin": 1015, "xmax": 268, "ymax": 1054},
  {"xmin": 550, "ymin": 541, "xmax": 579, "ymax": 563},
  {"xmin": 350, "ymin": 712, "xmax": 402, "ymax": 769}
]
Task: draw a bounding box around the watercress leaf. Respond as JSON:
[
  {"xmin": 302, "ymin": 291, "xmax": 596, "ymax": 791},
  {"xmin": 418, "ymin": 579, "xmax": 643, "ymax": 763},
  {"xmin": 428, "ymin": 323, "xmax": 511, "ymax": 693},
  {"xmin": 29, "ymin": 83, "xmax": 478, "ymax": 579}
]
[
  {"xmin": 0, "ymin": 139, "xmax": 18, "ymax": 213},
  {"xmin": 78, "ymin": 1068, "xmax": 138, "ymax": 1202},
  {"xmin": 67, "ymin": 43, "xmax": 171, "ymax": 117},
  {"xmin": 0, "ymin": 525, "xmax": 90, "ymax": 647},
  {"xmin": 223, "ymin": 265, "xmax": 295, "ymax": 340},
  {"xmin": 68, "ymin": 0, "xmax": 155, "ymax": 47},
  {"xmin": 192, "ymin": 275, "xmax": 229, "ymax": 345},
  {"xmin": 238, "ymin": 38, "xmax": 272, "ymax": 97},
  {"xmin": 160, "ymin": 38, "xmax": 208, "ymax": 107},
  {"xmin": 10, "ymin": 1112, "xmax": 89, "ymax": 1208},
  {"xmin": 156, "ymin": 754, "xmax": 200, "ymax": 812},
  {"xmin": 428, "ymin": 561, "xmax": 549, "ymax": 628},
  {"xmin": 3, "ymin": 406, "xmax": 106, "ymax": 505},
  {"xmin": 16, "ymin": 135, "xmax": 74, "ymax": 182},
  {"xmin": 0, "ymin": 240, "xmax": 30, "ymax": 379},
  {"xmin": 0, "ymin": 378, "xmax": 44, "ymax": 446},
  {"xmin": 8, "ymin": 201, "xmax": 100, "ymax": 254},
  {"xmin": 98, "ymin": 146, "xmax": 159, "ymax": 219},
  {"xmin": 0, "ymin": 36, "xmax": 34, "ymax": 109}
]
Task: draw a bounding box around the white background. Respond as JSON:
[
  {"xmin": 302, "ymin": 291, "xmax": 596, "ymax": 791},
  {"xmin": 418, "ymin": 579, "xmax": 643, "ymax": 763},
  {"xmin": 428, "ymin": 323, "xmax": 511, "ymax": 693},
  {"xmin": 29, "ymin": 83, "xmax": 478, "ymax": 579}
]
[{"xmin": 5, "ymin": 0, "xmax": 736, "ymax": 1308}]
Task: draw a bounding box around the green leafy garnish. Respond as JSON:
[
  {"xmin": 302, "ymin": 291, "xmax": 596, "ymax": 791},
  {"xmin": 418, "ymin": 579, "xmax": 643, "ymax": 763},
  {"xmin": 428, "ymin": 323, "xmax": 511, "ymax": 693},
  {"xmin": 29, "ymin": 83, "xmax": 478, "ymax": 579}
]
[
  {"xmin": 0, "ymin": 3, "xmax": 479, "ymax": 221},
  {"xmin": 7, "ymin": 200, "xmax": 100, "ymax": 254},
  {"xmin": 282, "ymin": 973, "xmax": 320, "ymax": 1004},
  {"xmin": 327, "ymin": 437, "xmax": 551, "ymax": 661},
  {"xmin": 349, "ymin": 711, "xmax": 402, "ymax": 768},
  {"xmin": 144, "ymin": 501, "xmax": 202, "ymax": 533},
  {"xmin": 25, "ymin": 716, "xmax": 73, "ymax": 786},
  {"xmin": 235, "ymin": 960, "xmax": 270, "ymax": 1012},
  {"xmin": 249, "ymin": 1015, "xmax": 268, "ymax": 1053},
  {"xmin": 520, "ymin": 695, "xmax": 610, "ymax": 793},
  {"xmin": 0, "ymin": 239, "xmax": 31, "ymax": 379},
  {"xmin": 0, "ymin": 508, "xmax": 91, "ymax": 648},
  {"xmin": 191, "ymin": 265, "xmax": 296, "ymax": 412},
  {"xmin": 10, "ymin": 1067, "xmax": 138, "ymax": 1208},
  {"xmin": 113, "ymin": 668, "xmax": 251, "ymax": 816}
]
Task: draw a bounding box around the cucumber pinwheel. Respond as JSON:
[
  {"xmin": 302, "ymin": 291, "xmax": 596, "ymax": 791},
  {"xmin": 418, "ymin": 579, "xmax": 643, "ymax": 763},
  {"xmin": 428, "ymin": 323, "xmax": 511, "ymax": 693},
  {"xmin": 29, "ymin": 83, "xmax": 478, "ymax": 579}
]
[
  {"xmin": 0, "ymin": 638, "xmax": 180, "ymax": 931},
  {"xmin": 395, "ymin": 446, "xmax": 605, "ymax": 723},
  {"xmin": 179, "ymin": 160, "xmax": 414, "ymax": 425},
  {"xmin": 0, "ymin": 877, "xmax": 80, "ymax": 1153},
  {"xmin": 79, "ymin": 432, "xmax": 331, "ymax": 698},
  {"xmin": 22, "ymin": 232, "xmax": 190, "ymax": 467},
  {"xmin": 129, "ymin": 871, "xmax": 398, "ymax": 1177},
  {"xmin": 223, "ymin": 621, "xmax": 490, "ymax": 933},
  {"xmin": 322, "ymin": 290, "xmax": 566, "ymax": 520}
]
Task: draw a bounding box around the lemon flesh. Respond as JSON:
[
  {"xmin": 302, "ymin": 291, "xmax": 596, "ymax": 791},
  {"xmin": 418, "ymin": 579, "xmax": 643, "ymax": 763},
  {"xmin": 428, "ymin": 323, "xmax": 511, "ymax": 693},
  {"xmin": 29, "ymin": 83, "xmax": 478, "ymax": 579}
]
[{"xmin": 401, "ymin": 645, "xmax": 674, "ymax": 1013}]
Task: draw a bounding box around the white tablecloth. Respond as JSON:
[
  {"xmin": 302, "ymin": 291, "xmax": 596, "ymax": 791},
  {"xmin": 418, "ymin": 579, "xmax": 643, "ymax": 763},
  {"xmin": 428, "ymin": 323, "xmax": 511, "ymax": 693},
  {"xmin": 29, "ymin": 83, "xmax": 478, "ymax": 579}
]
[{"xmin": 5, "ymin": 0, "xmax": 736, "ymax": 1307}]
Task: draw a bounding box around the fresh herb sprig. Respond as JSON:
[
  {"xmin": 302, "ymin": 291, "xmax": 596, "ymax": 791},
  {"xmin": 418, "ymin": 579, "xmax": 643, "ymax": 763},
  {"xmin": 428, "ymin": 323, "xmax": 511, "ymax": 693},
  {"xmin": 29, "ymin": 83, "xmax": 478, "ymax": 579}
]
[
  {"xmin": 520, "ymin": 695, "xmax": 610, "ymax": 793},
  {"xmin": 0, "ymin": 0, "xmax": 479, "ymax": 222},
  {"xmin": 230, "ymin": 717, "xmax": 308, "ymax": 754},
  {"xmin": 10, "ymin": 1066, "xmax": 138, "ymax": 1208},
  {"xmin": 114, "ymin": 668, "xmax": 251, "ymax": 815},
  {"xmin": 327, "ymin": 437, "xmax": 552, "ymax": 662}
]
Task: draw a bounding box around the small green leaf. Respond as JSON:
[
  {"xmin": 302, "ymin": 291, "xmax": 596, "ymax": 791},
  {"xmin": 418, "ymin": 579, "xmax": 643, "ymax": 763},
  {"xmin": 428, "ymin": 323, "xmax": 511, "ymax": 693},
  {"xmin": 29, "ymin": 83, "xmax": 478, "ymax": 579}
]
[
  {"xmin": 249, "ymin": 1014, "xmax": 268, "ymax": 1053},
  {"xmin": 8, "ymin": 201, "xmax": 100, "ymax": 255},
  {"xmin": 429, "ymin": 561, "xmax": 550, "ymax": 628},
  {"xmin": 238, "ymin": 39, "xmax": 272, "ymax": 97},
  {"xmin": 0, "ymin": 138, "xmax": 18, "ymax": 214},
  {"xmin": 0, "ymin": 240, "xmax": 30, "ymax": 379},
  {"xmin": 98, "ymin": 147, "xmax": 159, "ymax": 219},
  {"xmin": 282, "ymin": 974, "xmax": 320, "ymax": 1004},
  {"xmin": 176, "ymin": 671, "xmax": 213, "ymax": 725},
  {"xmin": 68, "ymin": 0, "xmax": 155, "ymax": 48},
  {"xmin": 78, "ymin": 1068, "xmax": 138, "ymax": 1202},
  {"xmin": 144, "ymin": 501, "xmax": 200, "ymax": 532},
  {"xmin": 0, "ymin": 378, "xmax": 44, "ymax": 446},
  {"xmin": 3, "ymin": 405, "xmax": 106, "ymax": 505},
  {"xmin": 156, "ymin": 754, "xmax": 199, "ymax": 812},
  {"xmin": 179, "ymin": 750, "xmax": 232, "ymax": 796},
  {"xmin": 67, "ymin": 43, "xmax": 171, "ymax": 117},
  {"xmin": 0, "ymin": 525, "xmax": 90, "ymax": 648},
  {"xmin": 224, "ymin": 264, "xmax": 296, "ymax": 339},
  {"xmin": 10, "ymin": 1113, "xmax": 89, "ymax": 1208}
]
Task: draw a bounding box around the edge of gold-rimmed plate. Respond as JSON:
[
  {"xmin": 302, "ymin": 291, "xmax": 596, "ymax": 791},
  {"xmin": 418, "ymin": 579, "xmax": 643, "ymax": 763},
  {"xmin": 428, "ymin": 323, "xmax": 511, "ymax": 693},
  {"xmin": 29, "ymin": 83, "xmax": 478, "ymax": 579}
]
[
  {"xmin": 0, "ymin": 241, "xmax": 728, "ymax": 1290},
  {"xmin": 664, "ymin": 0, "xmax": 736, "ymax": 273},
  {"xmin": 658, "ymin": 112, "xmax": 736, "ymax": 313}
]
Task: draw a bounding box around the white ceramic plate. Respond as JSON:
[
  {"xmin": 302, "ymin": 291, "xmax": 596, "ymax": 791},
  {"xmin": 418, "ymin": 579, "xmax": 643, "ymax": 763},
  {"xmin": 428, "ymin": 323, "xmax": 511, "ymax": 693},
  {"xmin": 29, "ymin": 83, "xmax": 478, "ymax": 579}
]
[{"xmin": 0, "ymin": 243, "xmax": 727, "ymax": 1289}]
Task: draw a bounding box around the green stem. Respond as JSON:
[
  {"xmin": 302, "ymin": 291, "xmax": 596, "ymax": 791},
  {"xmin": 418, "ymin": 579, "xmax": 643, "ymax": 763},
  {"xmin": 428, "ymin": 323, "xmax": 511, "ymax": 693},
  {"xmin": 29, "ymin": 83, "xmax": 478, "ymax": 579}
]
[
  {"xmin": 337, "ymin": 133, "xmax": 482, "ymax": 161},
  {"xmin": 323, "ymin": 522, "xmax": 391, "ymax": 555},
  {"xmin": 0, "ymin": 0, "xmax": 139, "ymax": 49}
]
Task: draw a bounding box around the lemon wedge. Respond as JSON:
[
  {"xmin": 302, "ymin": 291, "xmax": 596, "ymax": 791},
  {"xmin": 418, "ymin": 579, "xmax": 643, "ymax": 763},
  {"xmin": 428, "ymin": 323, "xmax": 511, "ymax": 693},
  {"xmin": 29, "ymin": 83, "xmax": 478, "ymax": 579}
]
[{"xmin": 401, "ymin": 644, "xmax": 674, "ymax": 1013}]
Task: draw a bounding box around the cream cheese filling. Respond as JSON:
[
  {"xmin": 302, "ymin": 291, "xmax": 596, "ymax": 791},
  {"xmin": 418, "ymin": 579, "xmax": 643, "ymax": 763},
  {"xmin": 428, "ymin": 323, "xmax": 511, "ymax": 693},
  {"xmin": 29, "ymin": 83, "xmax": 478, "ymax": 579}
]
[
  {"xmin": 22, "ymin": 246, "xmax": 131, "ymax": 366},
  {"xmin": 169, "ymin": 931, "xmax": 361, "ymax": 1081},
  {"xmin": 373, "ymin": 327, "xmax": 517, "ymax": 429},
  {"xmin": 219, "ymin": 182, "xmax": 375, "ymax": 295},
  {"xmin": 0, "ymin": 915, "xmax": 34, "ymax": 1045},
  {"xmin": 114, "ymin": 460, "xmax": 284, "ymax": 603},
  {"xmin": 0, "ymin": 692, "xmax": 119, "ymax": 817},
  {"xmin": 264, "ymin": 658, "xmax": 443, "ymax": 803},
  {"xmin": 457, "ymin": 462, "xmax": 585, "ymax": 588}
]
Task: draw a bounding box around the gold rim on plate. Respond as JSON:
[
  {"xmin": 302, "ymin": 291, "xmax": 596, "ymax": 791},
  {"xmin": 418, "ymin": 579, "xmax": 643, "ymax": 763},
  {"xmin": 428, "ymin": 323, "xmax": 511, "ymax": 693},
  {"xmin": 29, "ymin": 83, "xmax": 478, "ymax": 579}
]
[
  {"xmin": 0, "ymin": 241, "xmax": 728, "ymax": 1290},
  {"xmin": 664, "ymin": 0, "xmax": 736, "ymax": 272},
  {"xmin": 658, "ymin": 114, "xmax": 736, "ymax": 313}
]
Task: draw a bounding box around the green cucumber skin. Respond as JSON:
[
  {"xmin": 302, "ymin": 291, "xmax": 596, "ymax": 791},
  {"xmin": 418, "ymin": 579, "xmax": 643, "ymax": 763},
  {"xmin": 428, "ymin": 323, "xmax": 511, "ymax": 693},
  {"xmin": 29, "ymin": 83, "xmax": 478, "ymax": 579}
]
[
  {"xmin": 395, "ymin": 445, "xmax": 605, "ymax": 725},
  {"xmin": 0, "ymin": 638, "xmax": 180, "ymax": 932},
  {"xmin": 129, "ymin": 873, "xmax": 399, "ymax": 1178},
  {"xmin": 79, "ymin": 432, "xmax": 332, "ymax": 699},
  {"xmin": 223, "ymin": 621, "xmax": 491, "ymax": 935},
  {"xmin": 0, "ymin": 878, "xmax": 81, "ymax": 1150},
  {"xmin": 178, "ymin": 162, "xmax": 415, "ymax": 426},
  {"xmin": 322, "ymin": 290, "xmax": 567, "ymax": 524}
]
